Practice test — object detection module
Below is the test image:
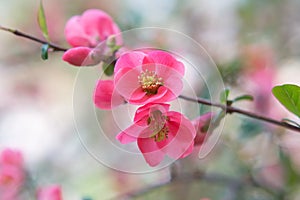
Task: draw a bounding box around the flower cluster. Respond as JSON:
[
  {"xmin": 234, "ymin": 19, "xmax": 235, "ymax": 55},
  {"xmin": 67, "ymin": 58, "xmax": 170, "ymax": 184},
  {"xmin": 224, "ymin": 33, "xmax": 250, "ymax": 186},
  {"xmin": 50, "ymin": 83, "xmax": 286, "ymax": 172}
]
[{"xmin": 63, "ymin": 9, "xmax": 213, "ymax": 166}]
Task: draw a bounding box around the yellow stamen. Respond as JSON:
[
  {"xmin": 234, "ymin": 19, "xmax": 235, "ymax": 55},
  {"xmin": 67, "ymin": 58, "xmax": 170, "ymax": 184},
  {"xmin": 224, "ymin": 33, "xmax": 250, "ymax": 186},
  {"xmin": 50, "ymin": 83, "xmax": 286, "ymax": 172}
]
[
  {"xmin": 138, "ymin": 69, "xmax": 163, "ymax": 95},
  {"xmin": 147, "ymin": 110, "xmax": 169, "ymax": 142}
]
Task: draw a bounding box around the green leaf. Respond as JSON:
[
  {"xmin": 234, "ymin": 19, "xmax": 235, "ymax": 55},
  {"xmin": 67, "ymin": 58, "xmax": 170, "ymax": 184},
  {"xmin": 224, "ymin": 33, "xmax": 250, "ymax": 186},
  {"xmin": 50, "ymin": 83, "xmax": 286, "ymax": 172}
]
[
  {"xmin": 272, "ymin": 84, "xmax": 300, "ymax": 118},
  {"xmin": 38, "ymin": 0, "xmax": 50, "ymax": 41},
  {"xmin": 233, "ymin": 94, "xmax": 254, "ymax": 103},
  {"xmin": 220, "ymin": 88, "xmax": 230, "ymax": 103},
  {"xmin": 102, "ymin": 62, "xmax": 114, "ymax": 76},
  {"xmin": 41, "ymin": 44, "xmax": 49, "ymax": 60}
]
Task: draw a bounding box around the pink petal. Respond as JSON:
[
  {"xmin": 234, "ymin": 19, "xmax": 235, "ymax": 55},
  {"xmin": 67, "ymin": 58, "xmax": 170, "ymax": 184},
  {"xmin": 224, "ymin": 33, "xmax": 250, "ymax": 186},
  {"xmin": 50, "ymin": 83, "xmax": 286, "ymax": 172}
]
[
  {"xmin": 0, "ymin": 149, "xmax": 23, "ymax": 166},
  {"xmin": 180, "ymin": 141, "xmax": 194, "ymax": 158},
  {"xmin": 64, "ymin": 16, "xmax": 91, "ymax": 47},
  {"xmin": 116, "ymin": 122, "xmax": 147, "ymax": 144},
  {"xmin": 134, "ymin": 103, "xmax": 170, "ymax": 123},
  {"xmin": 114, "ymin": 68, "xmax": 140, "ymax": 100},
  {"xmin": 129, "ymin": 88, "xmax": 147, "ymax": 101},
  {"xmin": 141, "ymin": 56, "xmax": 156, "ymax": 72},
  {"xmin": 116, "ymin": 131, "xmax": 136, "ymax": 144},
  {"xmin": 163, "ymin": 74, "xmax": 183, "ymax": 97},
  {"xmin": 62, "ymin": 47, "xmax": 99, "ymax": 66},
  {"xmin": 81, "ymin": 9, "xmax": 121, "ymax": 44},
  {"xmin": 128, "ymin": 86, "xmax": 169, "ymax": 105},
  {"xmin": 192, "ymin": 112, "xmax": 213, "ymax": 134},
  {"xmin": 192, "ymin": 112, "xmax": 213, "ymax": 146},
  {"xmin": 168, "ymin": 111, "xmax": 196, "ymax": 137},
  {"xmin": 157, "ymin": 112, "xmax": 196, "ymax": 159},
  {"xmin": 93, "ymin": 80, "xmax": 124, "ymax": 110},
  {"xmin": 137, "ymin": 133, "xmax": 165, "ymax": 167},
  {"xmin": 114, "ymin": 51, "xmax": 146, "ymax": 73},
  {"xmin": 148, "ymin": 50, "xmax": 185, "ymax": 76}
]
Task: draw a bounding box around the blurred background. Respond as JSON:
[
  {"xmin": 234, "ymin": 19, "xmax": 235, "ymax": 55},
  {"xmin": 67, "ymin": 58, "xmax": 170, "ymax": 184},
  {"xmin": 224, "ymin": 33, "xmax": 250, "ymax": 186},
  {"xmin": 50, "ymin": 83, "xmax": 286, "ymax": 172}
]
[{"xmin": 1, "ymin": 0, "xmax": 300, "ymax": 199}]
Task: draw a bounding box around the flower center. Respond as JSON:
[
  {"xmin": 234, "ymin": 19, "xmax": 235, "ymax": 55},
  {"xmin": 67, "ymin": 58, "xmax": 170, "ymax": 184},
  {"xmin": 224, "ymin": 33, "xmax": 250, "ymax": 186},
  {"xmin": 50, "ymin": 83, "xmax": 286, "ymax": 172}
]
[
  {"xmin": 138, "ymin": 69, "xmax": 163, "ymax": 95},
  {"xmin": 147, "ymin": 110, "xmax": 169, "ymax": 142},
  {"xmin": 151, "ymin": 126, "xmax": 169, "ymax": 142}
]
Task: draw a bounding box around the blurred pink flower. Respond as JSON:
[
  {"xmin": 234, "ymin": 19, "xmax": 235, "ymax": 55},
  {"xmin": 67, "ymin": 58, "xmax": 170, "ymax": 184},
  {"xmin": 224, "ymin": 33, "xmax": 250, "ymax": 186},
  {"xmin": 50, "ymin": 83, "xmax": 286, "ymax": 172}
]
[
  {"xmin": 116, "ymin": 103, "xmax": 196, "ymax": 166},
  {"xmin": 192, "ymin": 112, "xmax": 213, "ymax": 146},
  {"xmin": 37, "ymin": 185, "xmax": 63, "ymax": 200},
  {"xmin": 63, "ymin": 9, "xmax": 121, "ymax": 66},
  {"xmin": 0, "ymin": 149, "xmax": 24, "ymax": 200},
  {"xmin": 242, "ymin": 45, "xmax": 281, "ymax": 119},
  {"xmin": 93, "ymin": 79, "xmax": 124, "ymax": 110},
  {"xmin": 0, "ymin": 149, "xmax": 23, "ymax": 167},
  {"xmin": 114, "ymin": 50, "xmax": 185, "ymax": 105}
]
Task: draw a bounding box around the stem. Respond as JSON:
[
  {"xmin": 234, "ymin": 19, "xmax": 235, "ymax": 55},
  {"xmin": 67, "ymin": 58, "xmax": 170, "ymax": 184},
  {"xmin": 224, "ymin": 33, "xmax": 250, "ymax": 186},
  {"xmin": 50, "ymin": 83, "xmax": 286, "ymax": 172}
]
[
  {"xmin": 0, "ymin": 25, "xmax": 68, "ymax": 52},
  {"xmin": 179, "ymin": 95, "xmax": 300, "ymax": 133}
]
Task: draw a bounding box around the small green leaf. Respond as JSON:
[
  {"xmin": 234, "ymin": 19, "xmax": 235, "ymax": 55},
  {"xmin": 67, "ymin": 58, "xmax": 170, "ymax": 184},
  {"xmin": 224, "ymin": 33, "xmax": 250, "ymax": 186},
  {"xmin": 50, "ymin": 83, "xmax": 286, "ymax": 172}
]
[
  {"xmin": 272, "ymin": 84, "xmax": 300, "ymax": 118},
  {"xmin": 233, "ymin": 94, "xmax": 254, "ymax": 103},
  {"xmin": 41, "ymin": 44, "xmax": 49, "ymax": 60},
  {"xmin": 38, "ymin": 0, "xmax": 50, "ymax": 41},
  {"xmin": 220, "ymin": 88, "xmax": 230, "ymax": 103},
  {"xmin": 102, "ymin": 62, "xmax": 114, "ymax": 76}
]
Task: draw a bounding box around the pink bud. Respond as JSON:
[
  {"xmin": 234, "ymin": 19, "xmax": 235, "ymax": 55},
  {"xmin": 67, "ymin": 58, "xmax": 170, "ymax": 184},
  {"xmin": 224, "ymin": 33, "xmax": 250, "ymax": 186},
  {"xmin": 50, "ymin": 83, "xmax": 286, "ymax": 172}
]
[{"xmin": 62, "ymin": 47, "xmax": 101, "ymax": 66}]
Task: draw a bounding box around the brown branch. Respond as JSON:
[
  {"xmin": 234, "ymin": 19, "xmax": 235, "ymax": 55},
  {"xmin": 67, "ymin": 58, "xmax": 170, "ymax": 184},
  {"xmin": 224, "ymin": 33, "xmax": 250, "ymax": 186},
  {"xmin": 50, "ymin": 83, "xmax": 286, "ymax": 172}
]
[
  {"xmin": 179, "ymin": 95, "xmax": 300, "ymax": 133},
  {"xmin": 0, "ymin": 25, "xmax": 68, "ymax": 52}
]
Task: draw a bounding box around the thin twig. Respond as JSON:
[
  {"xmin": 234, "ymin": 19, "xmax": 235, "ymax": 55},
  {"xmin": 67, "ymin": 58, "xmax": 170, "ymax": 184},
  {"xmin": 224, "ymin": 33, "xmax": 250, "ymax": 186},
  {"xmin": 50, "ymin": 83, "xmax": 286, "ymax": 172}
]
[
  {"xmin": 179, "ymin": 95, "xmax": 300, "ymax": 133},
  {"xmin": 0, "ymin": 25, "xmax": 68, "ymax": 52}
]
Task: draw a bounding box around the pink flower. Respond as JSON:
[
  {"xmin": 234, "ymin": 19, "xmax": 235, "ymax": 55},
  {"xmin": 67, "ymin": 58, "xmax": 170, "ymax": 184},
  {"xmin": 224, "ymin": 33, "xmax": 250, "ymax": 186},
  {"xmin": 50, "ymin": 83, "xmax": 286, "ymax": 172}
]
[
  {"xmin": 192, "ymin": 112, "xmax": 213, "ymax": 146},
  {"xmin": 242, "ymin": 45, "xmax": 282, "ymax": 119},
  {"xmin": 63, "ymin": 9, "xmax": 121, "ymax": 66},
  {"xmin": 0, "ymin": 165, "xmax": 24, "ymax": 191},
  {"xmin": 0, "ymin": 149, "xmax": 24, "ymax": 200},
  {"xmin": 116, "ymin": 103, "xmax": 196, "ymax": 166},
  {"xmin": 93, "ymin": 80, "xmax": 124, "ymax": 110},
  {"xmin": 37, "ymin": 185, "xmax": 63, "ymax": 200},
  {"xmin": 114, "ymin": 50, "xmax": 185, "ymax": 105},
  {"xmin": 0, "ymin": 149, "xmax": 23, "ymax": 167}
]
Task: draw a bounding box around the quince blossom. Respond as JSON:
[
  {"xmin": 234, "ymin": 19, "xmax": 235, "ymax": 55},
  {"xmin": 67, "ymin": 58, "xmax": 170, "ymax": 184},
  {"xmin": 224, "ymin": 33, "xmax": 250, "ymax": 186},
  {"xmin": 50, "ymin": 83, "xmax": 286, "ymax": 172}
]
[
  {"xmin": 116, "ymin": 103, "xmax": 196, "ymax": 166},
  {"xmin": 114, "ymin": 50, "xmax": 185, "ymax": 105},
  {"xmin": 63, "ymin": 9, "xmax": 121, "ymax": 66}
]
